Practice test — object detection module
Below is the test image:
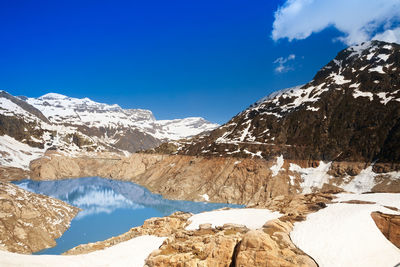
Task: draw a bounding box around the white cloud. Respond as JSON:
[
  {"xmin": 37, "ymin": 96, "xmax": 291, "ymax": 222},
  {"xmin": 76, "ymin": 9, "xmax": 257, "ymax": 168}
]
[
  {"xmin": 274, "ymin": 54, "xmax": 296, "ymax": 73},
  {"xmin": 272, "ymin": 0, "xmax": 400, "ymax": 45},
  {"xmin": 372, "ymin": 27, "xmax": 400, "ymax": 43}
]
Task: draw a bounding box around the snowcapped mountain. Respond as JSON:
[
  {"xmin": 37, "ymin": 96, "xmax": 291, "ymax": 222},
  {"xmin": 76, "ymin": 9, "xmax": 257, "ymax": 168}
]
[
  {"xmin": 26, "ymin": 93, "xmax": 155, "ymax": 128},
  {"xmin": 0, "ymin": 90, "xmax": 218, "ymax": 170},
  {"xmin": 25, "ymin": 93, "xmax": 218, "ymax": 141},
  {"xmin": 177, "ymin": 41, "xmax": 400, "ymax": 167}
]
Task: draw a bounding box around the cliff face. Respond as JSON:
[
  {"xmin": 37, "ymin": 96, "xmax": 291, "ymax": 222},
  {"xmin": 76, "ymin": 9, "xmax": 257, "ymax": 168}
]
[
  {"xmin": 175, "ymin": 41, "xmax": 400, "ymax": 167},
  {"xmin": 29, "ymin": 153, "xmax": 400, "ymax": 204}
]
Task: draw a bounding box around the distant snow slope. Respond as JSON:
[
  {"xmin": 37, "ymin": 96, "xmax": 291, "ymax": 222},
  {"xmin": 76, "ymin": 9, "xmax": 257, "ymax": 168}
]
[
  {"xmin": 26, "ymin": 93, "xmax": 218, "ymax": 141},
  {"xmin": 291, "ymin": 193, "xmax": 400, "ymax": 267},
  {"xmin": 156, "ymin": 117, "xmax": 219, "ymax": 140},
  {"xmin": 26, "ymin": 93, "xmax": 155, "ymax": 128},
  {"xmin": 0, "ymin": 135, "xmax": 44, "ymax": 170}
]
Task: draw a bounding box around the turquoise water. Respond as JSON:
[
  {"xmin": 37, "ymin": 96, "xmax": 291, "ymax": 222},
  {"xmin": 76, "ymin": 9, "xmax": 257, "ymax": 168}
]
[{"xmin": 13, "ymin": 177, "xmax": 242, "ymax": 255}]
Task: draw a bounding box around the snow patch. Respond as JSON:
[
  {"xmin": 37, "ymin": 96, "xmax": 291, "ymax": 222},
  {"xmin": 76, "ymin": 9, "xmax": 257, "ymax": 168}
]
[
  {"xmin": 377, "ymin": 92, "xmax": 394, "ymax": 105},
  {"xmin": 306, "ymin": 106, "xmax": 319, "ymax": 112},
  {"xmin": 349, "ymin": 83, "xmax": 360, "ymax": 88},
  {"xmin": 0, "ymin": 135, "xmax": 44, "ymax": 170},
  {"xmin": 201, "ymin": 194, "xmax": 209, "ymax": 202},
  {"xmin": 342, "ymin": 166, "xmax": 400, "ymax": 193},
  {"xmin": 347, "ymin": 41, "xmax": 373, "ymax": 58},
  {"xmin": 243, "ymin": 149, "xmax": 263, "ymax": 158},
  {"xmin": 377, "ymin": 54, "xmax": 390, "ymax": 61},
  {"xmin": 0, "ymin": 97, "xmax": 38, "ymax": 122},
  {"xmin": 353, "ymin": 89, "xmax": 374, "ymax": 101},
  {"xmin": 329, "ymin": 73, "xmax": 351, "ymax": 85},
  {"xmin": 289, "ymin": 175, "xmax": 295, "ymax": 186},
  {"xmin": 289, "ymin": 161, "xmax": 332, "ymax": 193},
  {"xmin": 270, "ymin": 155, "xmax": 284, "ymax": 176},
  {"xmin": 185, "ymin": 208, "xmax": 282, "ymax": 231},
  {"xmin": 368, "ymin": 65, "xmax": 385, "ymax": 74}
]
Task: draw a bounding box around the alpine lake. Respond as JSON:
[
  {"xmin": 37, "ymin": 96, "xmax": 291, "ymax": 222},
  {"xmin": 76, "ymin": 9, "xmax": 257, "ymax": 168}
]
[{"xmin": 13, "ymin": 177, "xmax": 242, "ymax": 255}]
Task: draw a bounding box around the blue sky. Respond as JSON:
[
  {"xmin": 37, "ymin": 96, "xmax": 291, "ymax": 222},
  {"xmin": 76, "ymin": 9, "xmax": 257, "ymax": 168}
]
[{"xmin": 1, "ymin": 0, "xmax": 399, "ymax": 124}]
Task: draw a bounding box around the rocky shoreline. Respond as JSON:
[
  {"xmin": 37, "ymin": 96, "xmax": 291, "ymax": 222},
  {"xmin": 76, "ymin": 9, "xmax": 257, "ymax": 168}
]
[{"xmin": 0, "ymin": 182, "xmax": 79, "ymax": 254}]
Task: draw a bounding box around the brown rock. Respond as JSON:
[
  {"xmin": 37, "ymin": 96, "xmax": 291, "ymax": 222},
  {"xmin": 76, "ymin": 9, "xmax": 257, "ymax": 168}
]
[
  {"xmin": 199, "ymin": 223, "xmax": 212, "ymax": 230},
  {"xmin": 0, "ymin": 182, "xmax": 79, "ymax": 254},
  {"xmin": 146, "ymin": 225, "xmax": 246, "ymax": 267},
  {"xmin": 371, "ymin": 211, "xmax": 400, "ymax": 249},
  {"xmin": 234, "ymin": 225, "xmax": 317, "ymax": 267},
  {"xmin": 0, "ymin": 167, "xmax": 30, "ymax": 182}
]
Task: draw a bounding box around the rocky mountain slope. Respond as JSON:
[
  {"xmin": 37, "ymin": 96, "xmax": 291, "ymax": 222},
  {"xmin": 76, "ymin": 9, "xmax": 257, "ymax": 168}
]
[
  {"xmin": 175, "ymin": 41, "xmax": 400, "ymax": 168},
  {"xmin": 0, "ymin": 91, "xmax": 218, "ymax": 170},
  {"xmin": 0, "ymin": 182, "xmax": 79, "ymax": 253}
]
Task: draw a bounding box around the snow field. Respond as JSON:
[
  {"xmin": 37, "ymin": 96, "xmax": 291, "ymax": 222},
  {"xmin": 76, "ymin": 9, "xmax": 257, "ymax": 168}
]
[
  {"xmin": 291, "ymin": 193, "xmax": 400, "ymax": 267},
  {"xmin": 185, "ymin": 208, "xmax": 282, "ymax": 230},
  {"xmin": 0, "ymin": 235, "xmax": 166, "ymax": 267}
]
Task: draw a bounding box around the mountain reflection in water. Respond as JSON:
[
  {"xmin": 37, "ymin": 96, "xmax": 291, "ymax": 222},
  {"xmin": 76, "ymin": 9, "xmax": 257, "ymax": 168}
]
[{"xmin": 13, "ymin": 177, "xmax": 242, "ymax": 254}]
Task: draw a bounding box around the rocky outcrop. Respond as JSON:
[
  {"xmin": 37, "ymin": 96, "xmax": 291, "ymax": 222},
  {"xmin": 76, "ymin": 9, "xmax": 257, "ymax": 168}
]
[
  {"xmin": 29, "ymin": 152, "xmax": 167, "ymax": 181},
  {"xmin": 0, "ymin": 182, "xmax": 79, "ymax": 253},
  {"xmin": 0, "ymin": 167, "xmax": 30, "ymax": 182},
  {"xmin": 234, "ymin": 225, "xmax": 317, "ymax": 267},
  {"xmin": 64, "ymin": 212, "xmax": 192, "ymax": 255},
  {"xmin": 146, "ymin": 224, "xmax": 246, "ymax": 267},
  {"xmin": 145, "ymin": 217, "xmax": 317, "ymax": 266},
  {"xmin": 371, "ymin": 211, "xmax": 400, "ymax": 249}
]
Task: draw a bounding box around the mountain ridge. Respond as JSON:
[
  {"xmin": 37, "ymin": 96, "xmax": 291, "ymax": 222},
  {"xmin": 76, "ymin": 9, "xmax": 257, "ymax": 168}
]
[{"xmin": 0, "ymin": 90, "xmax": 218, "ymax": 170}]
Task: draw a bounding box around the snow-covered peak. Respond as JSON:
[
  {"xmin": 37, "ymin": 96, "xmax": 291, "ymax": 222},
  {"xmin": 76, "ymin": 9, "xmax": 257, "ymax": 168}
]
[
  {"xmin": 39, "ymin": 93, "xmax": 69, "ymax": 100},
  {"xmin": 346, "ymin": 40, "xmax": 395, "ymax": 60},
  {"xmin": 346, "ymin": 41, "xmax": 374, "ymax": 58},
  {"xmin": 125, "ymin": 109, "xmax": 156, "ymax": 121},
  {"xmin": 30, "ymin": 94, "xmax": 123, "ymax": 113},
  {"xmin": 241, "ymin": 42, "xmax": 399, "ymax": 119},
  {"xmin": 26, "ymin": 94, "xmax": 143, "ymax": 127},
  {"xmin": 332, "ymin": 40, "xmax": 396, "ymax": 69}
]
